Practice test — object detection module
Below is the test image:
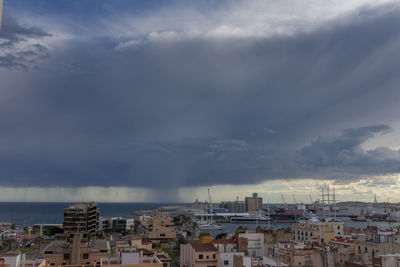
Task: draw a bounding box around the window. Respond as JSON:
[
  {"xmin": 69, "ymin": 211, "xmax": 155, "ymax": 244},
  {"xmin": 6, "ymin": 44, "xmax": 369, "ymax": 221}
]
[
  {"xmin": 63, "ymin": 254, "xmax": 70, "ymax": 260},
  {"xmin": 224, "ymin": 260, "xmax": 229, "ymax": 265},
  {"xmin": 207, "ymin": 255, "xmax": 209, "ymax": 259},
  {"xmin": 199, "ymin": 254, "xmax": 203, "ymax": 259},
  {"xmin": 213, "ymin": 254, "xmax": 216, "ymax": 259},
  {"xmin": 160, "ymin": 233, "xmax": 166, "ymax": 237},
  {"xmin": 83, "ymin": 253, "xmax": 89, "ymax": 259}
]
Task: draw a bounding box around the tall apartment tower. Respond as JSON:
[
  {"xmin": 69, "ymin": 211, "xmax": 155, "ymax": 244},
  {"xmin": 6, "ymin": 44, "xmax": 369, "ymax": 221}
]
[
  {"xmin": 63, "ymin": 202, "xmax": 99, "ymax": 234},
  {"xmin": 245, "ymin": 193, "xmax": 263, "ymax": 213}
]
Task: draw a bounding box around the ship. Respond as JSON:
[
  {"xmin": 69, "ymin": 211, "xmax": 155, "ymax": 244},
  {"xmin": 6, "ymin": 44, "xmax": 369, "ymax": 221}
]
[
  {"xmin": 229, "ymin": 214, "xmax": 271, "ymax": 224},
  {"xmin": 197, "ymin": 222, "xmax": 224, "ymax": 230}
]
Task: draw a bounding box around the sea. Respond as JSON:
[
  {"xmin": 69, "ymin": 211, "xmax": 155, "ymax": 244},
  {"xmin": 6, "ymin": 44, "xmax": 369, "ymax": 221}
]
[
  {"xmin": 1, "ymin": 202, "xmax": 400, "ymax": 236},
  {"xmin": 0, "ymin": 202, "xmax": 167, "ymax": 227}
]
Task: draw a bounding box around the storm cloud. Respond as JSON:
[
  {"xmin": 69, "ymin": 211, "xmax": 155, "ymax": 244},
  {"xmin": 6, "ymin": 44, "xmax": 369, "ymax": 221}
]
[{"xmin": 1, "ymin": 1, "xmax": 400, "ymax": 190}]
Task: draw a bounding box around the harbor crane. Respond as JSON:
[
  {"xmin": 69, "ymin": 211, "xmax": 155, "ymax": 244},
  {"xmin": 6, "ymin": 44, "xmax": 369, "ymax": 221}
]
[
  {"xmin": 292, "ymin": 193, "xmax": 298, "ymax": 205},
  {"xmin": 281, "ymin": 194, "xmax": 288, "ymax": 210},
  {"xmin": 208, "ymin": 188, "xmax": 213, "ymax": 214}
]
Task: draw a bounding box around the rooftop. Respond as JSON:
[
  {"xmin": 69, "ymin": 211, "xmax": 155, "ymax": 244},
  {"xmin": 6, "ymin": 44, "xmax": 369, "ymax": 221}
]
[
  {"xmin": 190, "ymin": 243, "xmax": 218, "ymax": 252},
  {"xmin": 213, "ymin": 239, "xmax": 236, "ymax": 244}
]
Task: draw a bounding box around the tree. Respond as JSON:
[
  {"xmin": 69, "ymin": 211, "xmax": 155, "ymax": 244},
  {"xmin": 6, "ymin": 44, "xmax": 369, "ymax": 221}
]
[
  {"xmin": 200, "ymin": 232, "xmax": 210, "ymax": 237},
  {"xmin": 44, "ymin": 226, "xmax": 63, "ymax": 236},
  {"xmin": 215, "ymin": 233, "xmax": 228, "ymax": 239}
]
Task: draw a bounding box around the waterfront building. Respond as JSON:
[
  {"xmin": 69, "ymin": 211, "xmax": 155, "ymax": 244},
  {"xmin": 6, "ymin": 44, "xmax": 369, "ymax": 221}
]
[
  {"xmin": 146, "ymin": 214, "xmax": 175, "ymax": 243},
  {"xmin": 100, "ymin": 217, "xmax": 135, "ymax": 233},
  {"xmin": 292, "ymin": 218, "xmax": 344, "ymax": 245},
  {"xmin": 63, "ymin": 202, "xmax": 99, "ymax": 234},
  {"xmin": 43, "ymin": 233, "xmax": 109, "ymax": 265},
  {"xmin": 219, "ymin": 202, "xmax": 246, "ymax": 214},
  {"xmin": 180, "ymin": 243, "xmax": 219, "ymax": 267},
  {"xmin": 245, "ymin": 194, "xmax": 262, "ymax": 213}
]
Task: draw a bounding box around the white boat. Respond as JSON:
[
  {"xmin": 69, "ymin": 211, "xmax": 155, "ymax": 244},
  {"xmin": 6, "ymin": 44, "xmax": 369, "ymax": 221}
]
[
  {"xmin": 229, "ymin": 215, "xmax": 271, "ymax": 224},
  {"xmin": 197, "ymin": 223, "xmax": 224, "ymax": 230}
]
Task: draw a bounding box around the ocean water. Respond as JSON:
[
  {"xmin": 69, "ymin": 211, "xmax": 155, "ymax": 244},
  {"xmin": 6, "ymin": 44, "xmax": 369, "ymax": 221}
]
[
  {"xmin": 2, "ymin": 202, "xmax": 400, "ymax": 232},
  {"xmin": 0, "ymin": 202, "xmax": 172, "ymax": 227}
]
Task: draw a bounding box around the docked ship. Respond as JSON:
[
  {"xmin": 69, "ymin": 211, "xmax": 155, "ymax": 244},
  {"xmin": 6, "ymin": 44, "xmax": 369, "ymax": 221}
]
[
  {"xmin": 197, "ymin": 222, "xmax": 224, "ymax": 230},
  {"xmin": 229, "ymin": 214, "xmax": 271, "ymax": 224}
]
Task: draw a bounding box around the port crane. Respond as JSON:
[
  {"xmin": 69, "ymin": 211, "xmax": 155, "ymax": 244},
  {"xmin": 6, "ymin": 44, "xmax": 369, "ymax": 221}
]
[
  {"xmin": 208, "ymin": 188, "xmax": 213, "ymax": 214},
  {"xmin": 292, "ymin": 193, "xmax": 298, "ymax": 205},
  {"xmin": 281, "ymin": 194, "xmax": 288, "ymax": 210}
]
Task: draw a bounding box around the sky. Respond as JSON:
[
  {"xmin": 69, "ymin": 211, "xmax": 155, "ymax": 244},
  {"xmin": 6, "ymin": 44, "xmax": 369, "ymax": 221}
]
[{"xmin": 1, "ymin": 0, "xmax": 400, "ymax": 203}]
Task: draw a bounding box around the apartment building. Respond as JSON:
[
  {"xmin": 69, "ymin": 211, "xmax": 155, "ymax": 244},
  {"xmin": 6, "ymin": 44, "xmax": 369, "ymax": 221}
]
[
  {"xmin": 180, "ymin": 243, "xmax": 219, "ymax": 267},
  {"xmin": 100, "ymin": 217, "xmax": 135, "ymax": 232},
  {"xmin": 238, "ymin": 232, "xmax": 264, "ymax": 257},
  {"xmin": 146, "ymin": 214, "xmax": 175, "ymax": 243},
  {"xmin": 63, "ymin": 202, "xmax": 99, "ymax": 234},
  {"xmin": 292, "ymin": 218, "xmax": 344, "ymax": 245},
  {"xmin": 245, "ymin": 194, "xmax": 262, "ymax": 213},
  {"xmin": 213, "ymin": 239, "xmax": 237, "ymax": 253},
  {"xmin": 43, "ymin": 233, "xmax": 109, "ymax": 266}
]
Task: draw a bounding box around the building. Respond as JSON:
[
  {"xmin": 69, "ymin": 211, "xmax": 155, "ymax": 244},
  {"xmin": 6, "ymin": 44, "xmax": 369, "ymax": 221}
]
[
  {"xmin": 0, "ymin": 253, "xmax": 25, "ymax": 267},
  {"xmin": 219, "ymin": 202, "xmax": 246, "ymax": 213},
  {"xmin": 100, "ymin": 217, "xmax": 135, "ymax": 233},
  {"xmin": 130, "ymin": 236, "xmax": 153, "ymax": 250},
  {"xmin": 180, "ymin": 243, "xmax": 219, "ymax": 267},
  {"xmin": 238, "ymin": 232, "xmax": 264, "ymax": 257},
  {"xmin": 292, "ymin": 218, "xmax": 344, "ymax": 245},
  {"xmin": 213, "ymin": 239, "xmax": 237, "ymax": 253},
  {"xmin": 219, "ymin": 252, "xmax": 244, "ymax": 267},
  {"xmin": 43, "ymin": 233, "xmax": 109, "ymax": 265},
  {"xmin": 63, "ymin": 202, "xmax": 99, "ymax": 234},
  {"xmin": 146, "ymin": 214, "xmax": 175, "ymax": 243},
  {"xmin": 245, "ymin": 194, "xmax": 262, "ymax": 213}
]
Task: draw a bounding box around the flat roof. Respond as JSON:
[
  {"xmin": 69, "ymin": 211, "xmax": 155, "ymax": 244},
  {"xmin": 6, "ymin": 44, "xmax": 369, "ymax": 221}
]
[{"xmin": 190, "ymin": 243, "xmax": 218, "ymax": 252}]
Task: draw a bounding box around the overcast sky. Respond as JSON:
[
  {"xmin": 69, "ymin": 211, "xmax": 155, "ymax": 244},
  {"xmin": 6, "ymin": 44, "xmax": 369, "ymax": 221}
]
[{"xmin": 1, "ymin": 0, "xmax": 400, "ymax": 203}]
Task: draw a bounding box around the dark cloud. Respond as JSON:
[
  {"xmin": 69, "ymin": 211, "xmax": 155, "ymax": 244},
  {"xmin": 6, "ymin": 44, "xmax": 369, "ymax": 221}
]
[
  {"xmin": 298, "ymin": 125, "xmax": 400, "ymax": 178},
  {"xmin": 0, "ymin": 13, "xmax": 51, "ymax": 69},
  {"xmin": 0, "ymin": 4, "xmax": 400, "ymax": 188}
]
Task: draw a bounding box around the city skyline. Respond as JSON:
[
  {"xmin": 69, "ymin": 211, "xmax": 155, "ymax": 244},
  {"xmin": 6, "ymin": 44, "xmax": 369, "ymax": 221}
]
[{"xmin": 1, "ymin": 0, "xmax": 400, "ymax": 202}]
